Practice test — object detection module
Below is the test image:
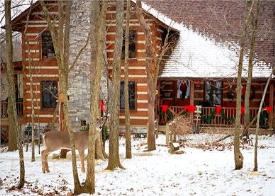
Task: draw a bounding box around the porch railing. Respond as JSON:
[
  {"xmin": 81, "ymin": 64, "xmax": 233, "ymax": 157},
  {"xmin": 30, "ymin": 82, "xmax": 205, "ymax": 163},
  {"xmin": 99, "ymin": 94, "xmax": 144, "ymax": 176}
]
[
  {"xmin": 200, "ymin": 107, "xmax": 258, "ymax": 127},
  {"xmin": 160, "ymin": 106, "xmax": 261, "ymax": 127},
  {"xmin": 1, "ymin": 101, "xmax": 23, "ymax": 118}
]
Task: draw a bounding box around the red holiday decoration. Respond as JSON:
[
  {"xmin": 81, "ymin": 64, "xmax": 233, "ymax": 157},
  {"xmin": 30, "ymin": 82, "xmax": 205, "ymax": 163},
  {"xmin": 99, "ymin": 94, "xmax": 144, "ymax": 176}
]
[
  {"xmin": 215, "ymin": 105, "xmax": 222, "ymax": 115},
  {"xmin": 184, "ymin": 105, "xmax": 196, "ymax": 113},
  {"xmin": 194, "ymin": 80, "xmax": 201, "ymax": 88},
  {"xmin": 99, "ymin": 100, "xmax": 106, "ymax": 112},
  {"xmin": 161, "ymin": 104, "xmax": 169, "ymax": 113},
  {"xmin": 263, "ymin": 106, "xmax": 273, "ymax": 113},
  {"xmin": 241, "ymin": 106, "xmax": 245, "ymax": 114},
  {"xmin": 194, "ymin": 80, "xmax": 200, "ymax": 85}
]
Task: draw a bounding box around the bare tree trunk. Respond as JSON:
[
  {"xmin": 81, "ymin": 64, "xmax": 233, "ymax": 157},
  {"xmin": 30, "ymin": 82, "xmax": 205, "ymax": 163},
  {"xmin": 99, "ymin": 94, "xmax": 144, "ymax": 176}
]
[
  {"xmin": 21, "ymin": 0, "xmax": 36, "ymax": 160},
  {"xmin": 234, "ymin": 0, "xmax": 255, "ymax": 170},
  {"xmin": 95, "ymin": 135, "xmax": 105, "ymax": 160},
  {"xmin": 254, "ymin": 73, "xmax": 272, "ymax": 171},
  {"xmin": 81, "ymin": 1, "xmax": 107, "ymax": 194},
  {"xmin": 30, "ymin": 64, "xmax": 35, "ymax": 162},
  {"xmin": 95, "ymin": 127, "xmax": 106, "ymax": 159},
  {"xmin": 5, "ymin": 0, "xmax": 25, "ymax": 188},
  {"xmin": 25, "ymin": 12, "xmax": 35, "ymax": 158},
  {"xmin": 147, "ymin": 78, "xmax": 156, "ymax": 150},
  {"xmin": 61, "ymin": 1, "xmax": 83, "ymax": 192},
  {"xmin": 106, "ymin": 0, "xmax": 124, "ymax": 170},
  {"xmin": 25, "ymin": 18, "xmax": 36, "ymax": 162},
  {"xmin": 124, "ymin": 0, "xmax": 132, "ymax": 159},
  {"xmin": 5, "ymin": 0, "xmax": 17, "ymax": 151},
  {"xmin": 235, "ymin": 48, "xmax": 245, "ymax": 170},
  {"xmin": 243, "ymin": 0, "xmax": 260, "ymax": 138},
  {"xmin": 40, "ymin": 0, "xmax": 82, "ymax": 192},
  {"xmin": 136, "ymin": 0, "xmax": 157, "ymax": 151}
]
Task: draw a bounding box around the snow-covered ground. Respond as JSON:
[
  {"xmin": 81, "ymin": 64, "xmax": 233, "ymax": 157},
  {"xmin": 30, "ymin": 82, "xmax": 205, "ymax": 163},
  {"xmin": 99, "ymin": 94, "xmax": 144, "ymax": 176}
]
[{"xmin": 0, "ymin": 134, "xmax": 275, "ymax": 196}]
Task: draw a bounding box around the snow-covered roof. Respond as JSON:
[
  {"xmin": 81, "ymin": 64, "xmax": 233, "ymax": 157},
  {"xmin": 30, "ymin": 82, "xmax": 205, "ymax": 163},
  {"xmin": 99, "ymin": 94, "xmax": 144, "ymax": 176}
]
[
  {"xmin": 141, "ymin": 1, "xmax": 274, "ymax": 79},
  {"xmin": 140, "ymin": 1, "xmax": 182, "ymax": 32},
  {"xmin": 159, "ymin": 25, "xmax": 274, "ymax": 79}
]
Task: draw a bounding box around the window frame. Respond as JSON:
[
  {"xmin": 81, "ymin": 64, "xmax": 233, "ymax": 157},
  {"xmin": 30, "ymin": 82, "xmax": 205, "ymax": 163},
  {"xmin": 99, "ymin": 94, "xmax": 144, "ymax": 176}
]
[
  {"xmin": 121, "ymin": 30, "xmax": 137, "ymax": 59},
  {"xmin": 41, "ymin": 31, "xmax": 55, "ymax": 59},
  {"xmin": 204, "ymin": 81, "xmax": 223, "ymax": 106},
  {"xmin": 120, "ymin": 81, "xmax": 137, "ymax": 111},
  {"xmin": 40, "ymin": 80, "xmax": 58, "ymax": 109}
]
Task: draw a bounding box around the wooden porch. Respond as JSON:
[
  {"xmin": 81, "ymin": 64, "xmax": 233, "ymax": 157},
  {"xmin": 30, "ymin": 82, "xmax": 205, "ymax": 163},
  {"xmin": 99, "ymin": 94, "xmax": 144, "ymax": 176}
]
[
  {"xmin": 157, "ymin": 79, "xmax": 274, "ymax": 130},
  {"xmin": 159, "ymin": 106, "xmax": 271, "ymax": 129}
]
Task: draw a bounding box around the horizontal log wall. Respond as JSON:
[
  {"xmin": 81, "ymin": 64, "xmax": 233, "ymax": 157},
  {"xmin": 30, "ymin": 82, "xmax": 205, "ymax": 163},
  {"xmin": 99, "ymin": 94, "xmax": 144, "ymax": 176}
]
[
  {"xmin": 19, "ymin": 2, "xmax": 167, "ymax": 127},
  {"xmin": 21, "ymin": 3, "xmax": 59, "ymax": 124},
  {"xmin": 106, "ymin": 3, "xmax": 165, "ymax": 126}
]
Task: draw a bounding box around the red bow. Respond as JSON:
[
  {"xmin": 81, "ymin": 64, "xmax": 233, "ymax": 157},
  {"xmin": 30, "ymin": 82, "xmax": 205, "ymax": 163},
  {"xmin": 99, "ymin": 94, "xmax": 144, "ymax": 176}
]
[
  {"xmin": 100, "ymin": 100, "xmax": 106, "ymax": 112},
  {"xmin": 215, "ymin": 105, "xmax": 222, "ymax": 115},
  {"xmin": 161, "ymin": 104, "xmax": 169, "ymax": 113},
  {"xmin": 241, "ymin": 106, "xmax": 245, "ymax": 114},
  {"xmin": 263, "ymin": 106, "xmax": 273, "ymax": 113},
  {"xmin": 184, "ymin": 105, "xmax": 196, "ymax": 113}
]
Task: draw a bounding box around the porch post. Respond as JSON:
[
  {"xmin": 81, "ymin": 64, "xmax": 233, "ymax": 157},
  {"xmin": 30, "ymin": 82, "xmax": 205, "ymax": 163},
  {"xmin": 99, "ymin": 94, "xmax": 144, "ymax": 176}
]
[
  {"xmin": 58, "ymin": 102, "xmax": 62, "ymax": 131},
  {"xmin": 190, "ymin": 80, "xmax": 194, "ymax": 105},
  {"xmin": 190, "ymin": 80, "xmax": 195, "ymax": 122},
  {"xmin": 269, "ymin": 82, "xmax": 274, "ymax": 129},
  {"xmin": 156, "ymin": 80, "xmax": 160, "ymax": 123}
]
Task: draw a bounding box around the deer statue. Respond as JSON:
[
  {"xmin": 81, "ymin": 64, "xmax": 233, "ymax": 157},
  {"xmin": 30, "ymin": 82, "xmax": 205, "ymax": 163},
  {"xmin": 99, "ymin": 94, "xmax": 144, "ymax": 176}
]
[{"xmin": 41, "ymin": 116, "xmax": 108, "ymax": 173}]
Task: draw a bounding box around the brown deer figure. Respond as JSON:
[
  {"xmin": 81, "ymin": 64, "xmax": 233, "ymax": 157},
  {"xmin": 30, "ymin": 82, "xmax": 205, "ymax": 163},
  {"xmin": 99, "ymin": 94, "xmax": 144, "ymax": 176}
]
[
  {"xmin": 41, "ymin": 130, "xmax": 89, "ymax": 173},
  {"xmin": 41, "ymin": 116, "xmax": 108, "ymax": 173}
]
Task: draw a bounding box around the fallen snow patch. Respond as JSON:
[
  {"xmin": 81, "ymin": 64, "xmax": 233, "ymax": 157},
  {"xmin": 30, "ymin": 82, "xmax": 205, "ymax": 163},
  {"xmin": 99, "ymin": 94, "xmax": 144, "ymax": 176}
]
[{"xmin": 0, "ymin": 134, "xmax": 274, "ymax": 195}]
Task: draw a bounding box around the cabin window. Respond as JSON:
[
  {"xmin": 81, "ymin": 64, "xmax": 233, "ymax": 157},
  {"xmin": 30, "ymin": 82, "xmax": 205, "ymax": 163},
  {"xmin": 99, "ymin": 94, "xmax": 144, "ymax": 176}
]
[
  {"xmin": 42, "ymin": 31, "xmax": 55, "ymax": 58},
  {"xmin": 41, "ymin": 81, "xmax": 58, "ymax": 108},
  {"xmin": 120, "ymin": 81, "xmax": 136, "ymax": 110},
  {"xmin": 121, "ymin": 30, "xmax": 137, "ymax": 59},
  {"xmin": 204, "ymin": 81, "xmax": 222, "ymax": 106}
]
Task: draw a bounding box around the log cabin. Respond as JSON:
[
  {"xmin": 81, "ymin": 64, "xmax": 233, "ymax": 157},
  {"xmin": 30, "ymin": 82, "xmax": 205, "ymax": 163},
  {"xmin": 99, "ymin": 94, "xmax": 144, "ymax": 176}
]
[
  {"xmin": 147, "ymin": 0, "xmax": 275, "ymax": 131},
  {"xmin": 1, "ymin": 0, "xmax": 178, "ymax": 137},
  {"xmin": 1, "ymin": 0, "xmax": 274, "ymax": 142}
]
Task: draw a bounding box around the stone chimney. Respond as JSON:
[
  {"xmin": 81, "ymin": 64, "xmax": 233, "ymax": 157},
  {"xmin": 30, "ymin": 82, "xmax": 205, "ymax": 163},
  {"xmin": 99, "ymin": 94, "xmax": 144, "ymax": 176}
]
[{"xmin": 68, "ymin": 0, "xmax": 107, "ymax": 130}]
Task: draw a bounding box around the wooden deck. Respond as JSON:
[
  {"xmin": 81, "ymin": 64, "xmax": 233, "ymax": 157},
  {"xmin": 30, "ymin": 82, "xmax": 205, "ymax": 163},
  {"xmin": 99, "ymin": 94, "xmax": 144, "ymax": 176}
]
[{"xmin": 159, "ymin": 106, "xmax": 271, "ymax": 129}]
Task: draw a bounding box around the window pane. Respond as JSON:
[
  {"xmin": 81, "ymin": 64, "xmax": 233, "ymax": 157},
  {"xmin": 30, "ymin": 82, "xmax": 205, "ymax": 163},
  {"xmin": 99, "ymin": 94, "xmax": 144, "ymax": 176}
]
[
  {"xmin": 205, "ymin": 81, "xmax": 211, "ymax": 103},
  {"xmin": 120, "ymin": 81, "xmax": 136, "ymax": 110},
  {"xmin": 204, "ymin": 81, "xmax": 222, "ymax": 106},
  {"xmin": 129, "ymin": 30, "xmax": 136, "ymax": 58},
  {"xmin": 120, "ymin": 81, "xmax": 125, "ymax": 109},
  {"xmin": 41, "ymin": 81, "xmax": 58, "ymax": 108},
  {"xmin": 129, "ymin": 81, "xmax": 136, "ymax": 110},
  {"xmin": 121, "ymin": 30, "xmax": 136, "ymax": 59},
  {"xmin": 42, "ymin": 31, "xmax": 55, "ymax": 58},
  {"xmin": 214, "ymin": 81, "xmax": 222, "ymax": 105}
]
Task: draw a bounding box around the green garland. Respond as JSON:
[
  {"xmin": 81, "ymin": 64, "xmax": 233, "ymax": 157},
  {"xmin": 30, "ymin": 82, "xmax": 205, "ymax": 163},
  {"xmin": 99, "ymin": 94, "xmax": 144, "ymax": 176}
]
[
  {"xmin": 201, "ymin": 109, "xmax": 235, "ymax": 124},
  {"xmin": 162, "ymin": 106, "xmax": 268, "ymax": 128}
]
